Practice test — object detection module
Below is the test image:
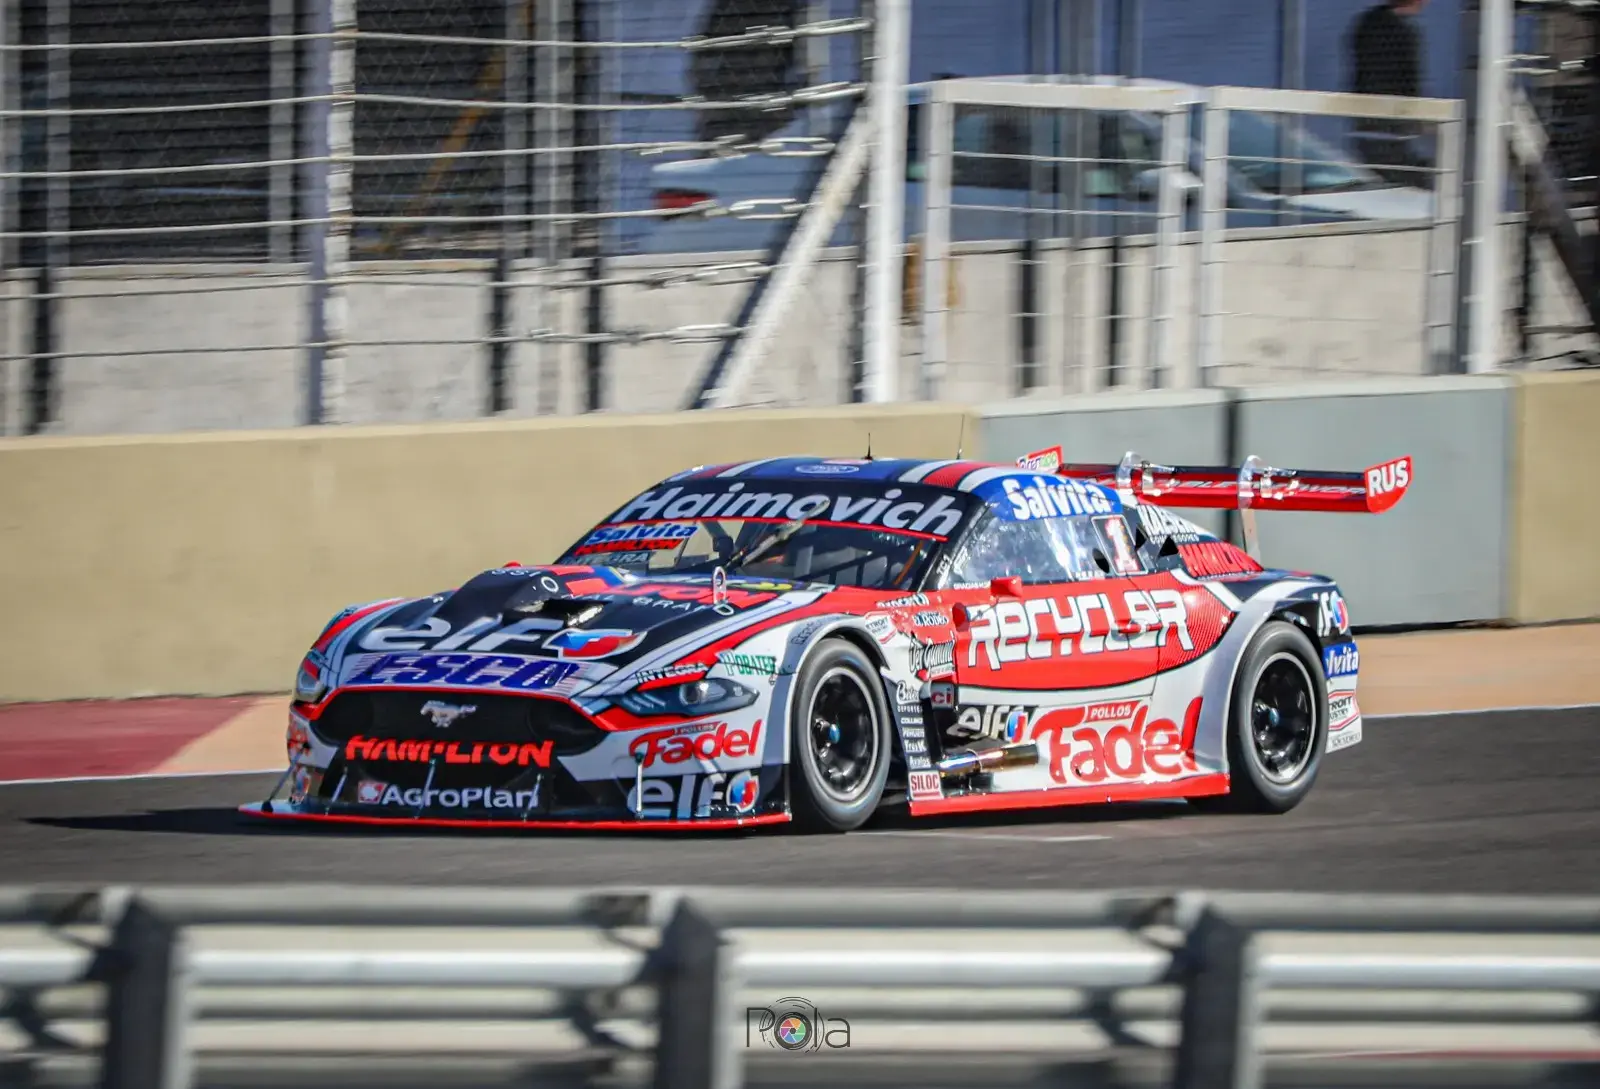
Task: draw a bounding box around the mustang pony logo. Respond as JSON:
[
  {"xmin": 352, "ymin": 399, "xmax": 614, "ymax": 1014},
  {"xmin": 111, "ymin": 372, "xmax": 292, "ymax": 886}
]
[{"xmin": 419, "ymin": 700, "xmax": 477, "ymax": 728}]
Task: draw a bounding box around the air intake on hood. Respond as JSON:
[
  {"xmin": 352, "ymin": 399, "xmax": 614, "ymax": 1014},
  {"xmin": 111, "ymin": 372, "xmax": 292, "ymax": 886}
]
[{"xmin": 501, "ymin": 578, "xmax": 606, "ymax": 625}]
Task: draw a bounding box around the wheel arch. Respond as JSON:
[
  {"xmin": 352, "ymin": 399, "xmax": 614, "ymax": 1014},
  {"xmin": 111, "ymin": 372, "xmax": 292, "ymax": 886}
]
[
  {"xmin": 1193, "ymin": 580, "xmax": 1334, "ymax": 775},
  {"xmin": 781, "ymin": 619, "xmax": 907, "ymax": 791}
]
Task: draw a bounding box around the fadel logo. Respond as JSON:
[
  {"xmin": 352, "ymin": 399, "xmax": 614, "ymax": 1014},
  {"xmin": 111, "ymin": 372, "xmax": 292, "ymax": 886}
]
[
  {"xmin": 1367, "ymin": 457, "xmax": 1410, "ymax": 496},
  {"xmin": 629, "ymin": 720, "xmax": 764, "ymax": 768},
  {"xmin": 1032, "ymin": 698, "xmax": 1203, "ymax": 785}
]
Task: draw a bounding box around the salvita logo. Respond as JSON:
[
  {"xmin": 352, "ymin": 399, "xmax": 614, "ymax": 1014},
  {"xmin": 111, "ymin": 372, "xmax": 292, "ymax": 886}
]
[
  {"xmin": 999, "ymin": 475, "xmax": 1115, "ymax": 520},
  {"xmin": 607, "ymin": 484, "xmax": 964, "ymax": 538},
  {"xmin": 1323, "ymin": 643, "xmax": 1359, "ymax": 677},
  {"xmin": 373, "ymin": 784, "xmax": 540, "ymax": 810}
]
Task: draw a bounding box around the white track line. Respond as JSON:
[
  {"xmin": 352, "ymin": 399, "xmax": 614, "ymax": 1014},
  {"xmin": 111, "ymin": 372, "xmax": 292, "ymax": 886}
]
[
  {"xmin": 870, "ymin": 830, "xmax": 1112, "ymax": 844},
  {"xmin": 1366, "ymin": 701, "xmax": 1600, "ymax": 721},
  {"xmin": 0, "ymin": 767, "xmax": 279, "ymax": 788},
  {"xmin": 2, "ymin": 703, "xmax": 1598, "ymax": 789}
]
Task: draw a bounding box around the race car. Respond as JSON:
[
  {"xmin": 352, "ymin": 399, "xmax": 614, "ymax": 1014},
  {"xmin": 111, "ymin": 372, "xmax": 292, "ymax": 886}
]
[{"xmin": 242, "ymin": 448, "xmax": 1411, "ymax": 832}]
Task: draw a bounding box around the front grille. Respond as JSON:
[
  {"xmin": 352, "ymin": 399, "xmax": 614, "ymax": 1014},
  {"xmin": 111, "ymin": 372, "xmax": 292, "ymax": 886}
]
[{"xmin": 312, "ymin": 690, "xmax": 603, "ymax": 794}]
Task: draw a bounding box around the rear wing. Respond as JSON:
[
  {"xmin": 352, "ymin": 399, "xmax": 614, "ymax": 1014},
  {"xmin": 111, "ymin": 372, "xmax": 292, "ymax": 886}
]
[{"xmin": 1016, "ymin": 445, "xmax": 1411, "ymax": 558}]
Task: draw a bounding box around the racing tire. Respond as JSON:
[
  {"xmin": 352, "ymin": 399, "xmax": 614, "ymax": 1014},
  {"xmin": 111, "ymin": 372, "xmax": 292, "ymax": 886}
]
[
  {"xmin": 787, "ymin": 638, "xmax": 892, "ymax": 833},
  {"xmin": 1191, "ymin": 619, "xmax": 1328, "ymax": 815}
]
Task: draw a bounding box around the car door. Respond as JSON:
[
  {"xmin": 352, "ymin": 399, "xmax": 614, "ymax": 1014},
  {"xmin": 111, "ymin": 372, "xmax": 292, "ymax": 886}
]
[{"xmin": 933, "ymin": 504, "xmax": 1170, "ymax": 752}]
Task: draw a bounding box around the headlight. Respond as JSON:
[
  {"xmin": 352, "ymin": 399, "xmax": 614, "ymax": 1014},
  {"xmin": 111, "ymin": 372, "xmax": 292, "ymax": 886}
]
[
  {"xmin": 293, "ymin": 655, "xmax": 328, "ymax": 704},
  {"xmin": 616, "ymin": 677, "xmax": 757, "ymax": 717}
]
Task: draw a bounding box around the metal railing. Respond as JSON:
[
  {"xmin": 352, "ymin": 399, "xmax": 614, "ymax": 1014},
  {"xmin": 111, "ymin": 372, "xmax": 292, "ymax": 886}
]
[{"xmin": 1, "ymin": 885, "xmax": 1598, "ymax": 1089}]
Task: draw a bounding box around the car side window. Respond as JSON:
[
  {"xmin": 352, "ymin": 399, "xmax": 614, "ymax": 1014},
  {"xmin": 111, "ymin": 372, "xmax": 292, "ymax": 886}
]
[{"xmin": 939, "ymin": 513, "xmax": 1143, "ymax": 587}]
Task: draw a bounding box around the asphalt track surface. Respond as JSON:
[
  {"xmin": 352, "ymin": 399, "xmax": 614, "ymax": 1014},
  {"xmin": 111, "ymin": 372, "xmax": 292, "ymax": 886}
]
[{"xmin": 1, "ymin": 707, "xmax": 1597, "ymax": 894}]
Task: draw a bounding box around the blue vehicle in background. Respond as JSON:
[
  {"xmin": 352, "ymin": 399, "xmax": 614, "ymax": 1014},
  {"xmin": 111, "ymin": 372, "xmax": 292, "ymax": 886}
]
[{"xmin": 638, "ymin": 78, "xmax": 1436, "ymax": 256}]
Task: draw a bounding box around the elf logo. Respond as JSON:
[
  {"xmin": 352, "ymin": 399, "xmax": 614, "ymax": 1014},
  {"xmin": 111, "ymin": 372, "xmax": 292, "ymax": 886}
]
[{"xmin": 951, "ymin": 704, "xmax": 1039, "ymax": 741}]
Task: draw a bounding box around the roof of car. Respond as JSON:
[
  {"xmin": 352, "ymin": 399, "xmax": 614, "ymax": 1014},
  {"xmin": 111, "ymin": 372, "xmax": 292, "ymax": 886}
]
[{"xmin": 660, "ymin": 456, "xmax": 1120, "ymax": 503}]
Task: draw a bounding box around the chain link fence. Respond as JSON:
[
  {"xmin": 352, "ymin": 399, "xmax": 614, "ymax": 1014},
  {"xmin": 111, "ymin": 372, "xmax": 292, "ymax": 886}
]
[
  {"xmin": 1, "ymin": 0, "xmax": 1594, "ymax": 433},
  {"xmin": 0, "ymin": 0, "xmax": 875, "ymax": 433}
]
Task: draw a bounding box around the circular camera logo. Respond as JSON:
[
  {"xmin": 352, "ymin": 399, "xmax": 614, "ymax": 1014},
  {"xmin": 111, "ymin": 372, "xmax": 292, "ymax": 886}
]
[
  {"xmin": 747, "ymin": 995, "xmax": 847, "ymax": 1053},
  {"xmin": 775, "ymin": 1013, "xmax": 811, "ymax": 1050}
]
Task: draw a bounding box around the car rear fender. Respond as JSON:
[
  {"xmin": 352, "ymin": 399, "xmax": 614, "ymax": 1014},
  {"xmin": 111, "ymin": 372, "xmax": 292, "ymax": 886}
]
[{"xmin": 1185, "ymin": 573, "xmax": 1347, "ymax": 774}]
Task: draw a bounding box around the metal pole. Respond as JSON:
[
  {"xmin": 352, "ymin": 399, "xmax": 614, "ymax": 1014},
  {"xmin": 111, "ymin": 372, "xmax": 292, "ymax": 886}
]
[
  {"xmin": 269, "ymin": 0, "xmax": 295, "ymax": 264},
  {"xmin": 574, "ymin": 0, "xmax": 603, "ymax": 413},
  {"xmin": 862, "ymin": 0, "xmax": 908, "ymax": 403},
  {"xmin": 919, "ymin": 90, "xmax": 952, "ymax": 399},
  {"xmin": 28, "ymin": 0, "xmax": 66, "ymax": 435},
  {"xmin": 101, "ymin": 899, "xmax": 192, "ymax": 1089},
  {"xmin": 1146, "ymin": 103, "xmax": 1185, "ymax": 388},
  {"xmin": 1195, "ymin": 98, "xmax": 1227, "ymax": 385},
  {"xmin": 1426, "ymin": 111, "xmax": 1464, "ymax": 373},
  {"xmin": 846, "ymin": 1, "xmax": 869, "ymax": 403},
  {"xmin": 1119, "ymin": 0, "xmax": 1142, "ymax": 79},
  {"xmin": 492, "ymin": 0, "xmax": 529, "ymax": 415},
  {"xmin": 0, "ymin": 0, "xmax": 15, "ymax": 435},
  {"xmin": 1466, "ymin": 0, "xmax": 1513, "ymax": 373},
  {"xmin": 303, "ymin": 0, "xmax": 351, "ymax": 425},
  {"xmin": 532, "ymin": 0, "xmax": 570, "ymax": 415}
]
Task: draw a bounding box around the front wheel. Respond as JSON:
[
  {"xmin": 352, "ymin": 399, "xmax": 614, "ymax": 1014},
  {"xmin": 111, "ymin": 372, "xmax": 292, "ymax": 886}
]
[
  {"xmin": 1192, "ymin": 619, "xmax": 1328, "ymax": 814},
  {"xmin": 787, "ymin": 639, "xmax": 891, "ymax": 832}
]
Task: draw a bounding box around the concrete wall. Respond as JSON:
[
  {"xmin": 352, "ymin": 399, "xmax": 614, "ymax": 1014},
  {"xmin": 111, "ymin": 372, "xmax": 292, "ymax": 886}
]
[
  {"xmin": 1238, "ymin": 377, "xmax": 1514, "ymax": 627},
  {"xmin": 2, "ymin": 369, "xmax": 1596, "ymax": 702},
  {"xmin": 979, "ymin": 375, "xmax": 1517, "ymax": 628},
  {"xmin": 8, "ymin": 219, "xmax": 1565, "ymax": 438},
  {"xmin": 0, "ymin": 404, "xmax": 978, "ymax": 702},
  {"xmin": 1509, "ymin": 371, "xmax": 1600, "ymax": 624}
]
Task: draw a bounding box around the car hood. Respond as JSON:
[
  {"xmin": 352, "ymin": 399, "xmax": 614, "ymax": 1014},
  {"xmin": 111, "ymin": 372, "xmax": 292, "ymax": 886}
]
[
  {"xmin": 321, "ymin": 565, "xmax": 832, "ymax": 700},
  {"xmin": 1282, "ymin": 185, "xmax": 1434, "ymax": 222}
]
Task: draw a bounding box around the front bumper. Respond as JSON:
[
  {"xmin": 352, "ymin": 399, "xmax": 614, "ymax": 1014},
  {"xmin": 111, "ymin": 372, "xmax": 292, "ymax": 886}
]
[
  {"xmin": 236, "ymin": 799, "xmax": 788, "ymax": 831},
  {"xmin": 248, "ymin": 684, "xmax": 786, "ymax": 830}
]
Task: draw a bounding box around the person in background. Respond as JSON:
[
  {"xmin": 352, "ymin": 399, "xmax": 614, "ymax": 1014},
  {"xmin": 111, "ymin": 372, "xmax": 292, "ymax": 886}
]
[{"xmin": 1348, "ymin": 0, "xmax": 1435, "ymax": 187}]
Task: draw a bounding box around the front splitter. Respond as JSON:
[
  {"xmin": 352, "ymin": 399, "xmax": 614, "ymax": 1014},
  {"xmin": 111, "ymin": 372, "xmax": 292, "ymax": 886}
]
[{"xmin": 236, "ymin": 802, "xmax": 789, "ymax": 832}]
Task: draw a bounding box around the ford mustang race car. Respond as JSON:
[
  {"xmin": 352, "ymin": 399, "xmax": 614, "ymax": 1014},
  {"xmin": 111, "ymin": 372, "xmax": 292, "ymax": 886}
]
[{"xmin": 242, "ymin": 448, "xmax": 1410, "ymax": 832}]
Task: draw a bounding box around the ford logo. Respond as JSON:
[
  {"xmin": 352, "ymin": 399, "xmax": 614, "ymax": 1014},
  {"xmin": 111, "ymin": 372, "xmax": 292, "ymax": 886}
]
[{"xmin": 796, "ymin": 463, "xmax": 861, "ymax": 475}]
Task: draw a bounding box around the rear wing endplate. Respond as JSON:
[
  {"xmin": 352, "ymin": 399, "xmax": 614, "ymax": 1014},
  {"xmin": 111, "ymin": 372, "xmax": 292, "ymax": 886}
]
[{"xmin": 1016, "ymin": 445, "xmax": 1412, "ymax": 560}]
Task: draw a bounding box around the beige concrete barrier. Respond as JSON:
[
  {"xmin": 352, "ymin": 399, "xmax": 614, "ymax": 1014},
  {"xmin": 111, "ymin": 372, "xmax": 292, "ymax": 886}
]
[
  {"xmin": 0, "ymin": 405, "xmax": 979, "ymax": 702},
  {"xmin": 1509, "ymin": 371, "xmax": 1600, "ymax": 624}
]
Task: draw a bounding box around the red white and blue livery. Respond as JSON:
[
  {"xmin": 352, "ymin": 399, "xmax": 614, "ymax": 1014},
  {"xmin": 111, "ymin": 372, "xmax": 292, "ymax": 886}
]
[{"xmin": 245, "ymin": 448, "xmax": 1411, "ymax": 832}]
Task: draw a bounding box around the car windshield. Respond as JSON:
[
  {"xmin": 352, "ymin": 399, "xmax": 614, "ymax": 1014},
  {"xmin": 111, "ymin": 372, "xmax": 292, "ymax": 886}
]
[
  {"xmin": 1224, "ymin": 110, "xmax": 1384, "ymax": 195},
  {"xmin": 558, "ymin": 477, "xmax": 976, "ymax": 590},
  {"xmin": 557, "ymin": 517, "xmax": 945, "ymax": 590}
]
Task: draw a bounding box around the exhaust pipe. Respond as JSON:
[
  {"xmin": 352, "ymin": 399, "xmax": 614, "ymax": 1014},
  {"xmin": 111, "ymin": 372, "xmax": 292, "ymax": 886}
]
[{"xmin": 937, "ymin": 740, "xmax": 1039, "ymax": 778}]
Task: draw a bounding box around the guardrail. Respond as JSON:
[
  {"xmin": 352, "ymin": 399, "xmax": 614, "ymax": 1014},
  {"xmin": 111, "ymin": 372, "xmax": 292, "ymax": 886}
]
[{"xmin": 2, "ymin": 886, "xmax": 1599, "ymax": 1089}]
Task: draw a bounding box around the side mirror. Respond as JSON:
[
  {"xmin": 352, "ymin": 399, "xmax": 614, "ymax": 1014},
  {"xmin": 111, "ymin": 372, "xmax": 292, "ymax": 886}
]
[
  {"xmin": 1131, "ymin": 167, "xmax": 1201, "ymax": 202},
  {"xmin": 989, "ymin": 576, "xmax": 1024, "ymax": 598}
]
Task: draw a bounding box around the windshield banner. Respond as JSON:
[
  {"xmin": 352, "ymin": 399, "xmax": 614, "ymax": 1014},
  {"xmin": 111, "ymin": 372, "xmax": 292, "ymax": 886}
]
[{"xmin": 602, "ymin": 482, "xmax": 971, "ymax": 539}]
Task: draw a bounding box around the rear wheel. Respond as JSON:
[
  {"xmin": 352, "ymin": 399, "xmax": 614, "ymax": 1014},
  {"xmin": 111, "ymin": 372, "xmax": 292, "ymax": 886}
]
[
  {"xmin": 1191, "ymin": 620, "xmax": 1327, "ymax": 814},
  {"xmin": 787, "ymin": 639, "xmax": 891, "ymax": 832}
]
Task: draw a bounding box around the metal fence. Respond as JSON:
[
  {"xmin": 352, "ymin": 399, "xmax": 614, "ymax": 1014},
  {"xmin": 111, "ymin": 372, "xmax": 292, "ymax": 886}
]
[
  {"xmin": 2, "ymin": 885, "xmax": 1600, "ymax": 1089},
  {"xmin": 0, "ymin": 0, "xmax": 1596, "ymax": 435},
  {"xmin": 912, "ymin": 78, "xmax": 1465, "ymax": 398}
]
